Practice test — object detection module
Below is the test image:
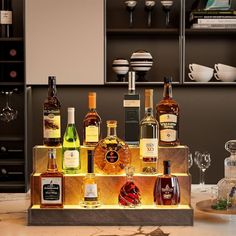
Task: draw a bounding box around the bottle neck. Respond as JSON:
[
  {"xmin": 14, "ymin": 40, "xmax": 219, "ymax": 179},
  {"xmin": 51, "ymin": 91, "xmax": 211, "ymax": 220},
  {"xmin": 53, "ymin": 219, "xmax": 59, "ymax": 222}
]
[
  {"xmin": 145, "ymin": 107, "xmax": 153, "ymax": 116},
  {"xmin": 164, "ymin": 166, "xmax": 170, "ymax": 175},
  {"xmin": 163, "ymin": 82, "xmax": 173, "ymax": 99},
  {"xmin": 67, "ymin": 110, "xmax": 75, "ymax": 124},
  {"xmin": 128, "ymin": 88, "xmax": 135, "ymax": 95},
  {"xmin": 126, "ymin": 175, "xmax": 134, "ymax": 182},
  {"xmin": 48, "ymin": 84, "xmax": 57, "ymax": 97},
  {"xmin": 47, "ymin": 155, "xmax": 58, "ymax": 172},
  {"xmin": 107, "ymin": 126, "xmax": 117, "ymax": 137}
]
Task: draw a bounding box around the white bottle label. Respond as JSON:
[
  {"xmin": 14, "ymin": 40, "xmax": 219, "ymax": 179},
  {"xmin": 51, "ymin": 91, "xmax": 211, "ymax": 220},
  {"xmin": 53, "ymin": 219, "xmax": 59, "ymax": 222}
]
[
  {"xmin": 84, "ymin": 184, "xmax": 98, "ymax": 200},
  {"xmin": 0, "ymin": 11, "xmax": 12, "ymax": 24},
  {"xmin": 123, "ymin": 100, "xmax": 140, "ymax": 107},
  {"xmin": 63, "ymin": 150, "xmax": 79, "ymax": 168},
  {"xmin": 140, "ymin": 138, "xmax": 158, "ymax": 159},
  {"xmin": 160, "ymin": 129, "xmax": 177, "ymax": 142},
  {"xmin": 159, "ymin": 114, "xmax": 177, "ymax": 142},
  {"xmin": 41, "ymin": 177, "xmax": 62, "ymax": 204},
  {"xmin": 160, "ymin": 114, "xmax": 177, "ymax": 123},
  {"xmin": 43, "ymin": 111, "xmax": 61, "ymax": 139},
  {"xmin": 85, "ymin": 126, "xmax": 99, "ymax": 142}
]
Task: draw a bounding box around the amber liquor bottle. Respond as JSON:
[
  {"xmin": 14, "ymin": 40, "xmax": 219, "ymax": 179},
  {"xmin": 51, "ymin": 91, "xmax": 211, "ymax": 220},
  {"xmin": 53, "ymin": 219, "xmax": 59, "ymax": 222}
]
[
  {"xmin": 156, "ymin": 77, "xmax": 180, "ymax": 146},
  {"xmin": 83, "ymin": 92, "xmax": 101, "ymax": 146},
  {"xmin": 154, "ymin": 160, "xmax": 180, "ymax": 205},
  {"xmin": 40, "ymin": 149, "xmax": 64, "ymax": 208},
  {"xmin": 43, "ymin": 76, "xmax": 61, "ymax": 146}
]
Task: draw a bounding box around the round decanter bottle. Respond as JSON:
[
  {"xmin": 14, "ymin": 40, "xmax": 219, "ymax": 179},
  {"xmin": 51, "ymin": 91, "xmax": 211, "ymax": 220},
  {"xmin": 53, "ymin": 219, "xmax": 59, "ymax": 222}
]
[{"xmin": 217, "ymin": 140, "xmax": 236, "ymax": 207}]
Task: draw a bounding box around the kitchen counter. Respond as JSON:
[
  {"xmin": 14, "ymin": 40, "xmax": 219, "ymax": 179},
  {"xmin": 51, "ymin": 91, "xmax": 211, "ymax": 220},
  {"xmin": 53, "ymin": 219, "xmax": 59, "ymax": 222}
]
[{"xmin": 0, "ymin": 185, "xmax": 235, "ymax": 236}]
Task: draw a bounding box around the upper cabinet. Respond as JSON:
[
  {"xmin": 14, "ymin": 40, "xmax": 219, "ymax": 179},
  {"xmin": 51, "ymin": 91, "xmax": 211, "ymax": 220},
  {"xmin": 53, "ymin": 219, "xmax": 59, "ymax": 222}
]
[{"xmin": 25, "ymin": 0, "xmax": 104, "ymax": 85}]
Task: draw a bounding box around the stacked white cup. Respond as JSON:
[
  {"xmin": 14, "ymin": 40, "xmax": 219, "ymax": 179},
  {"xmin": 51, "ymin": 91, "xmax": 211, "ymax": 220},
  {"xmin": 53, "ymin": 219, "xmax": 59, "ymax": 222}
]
[
  {"xmin": 188, "ymin": 64, "xmax": 214, "ymax": 82},
  {"xmin": 214, "ymin": 63, "xmax": 236, "ymax": 82}
]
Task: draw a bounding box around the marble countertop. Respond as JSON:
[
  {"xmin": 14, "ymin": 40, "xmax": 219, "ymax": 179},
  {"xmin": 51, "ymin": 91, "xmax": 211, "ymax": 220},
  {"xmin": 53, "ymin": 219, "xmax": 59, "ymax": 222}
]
[{"xmin": 0, "ymin": 185, "xmax": 235, "ymax": 236}]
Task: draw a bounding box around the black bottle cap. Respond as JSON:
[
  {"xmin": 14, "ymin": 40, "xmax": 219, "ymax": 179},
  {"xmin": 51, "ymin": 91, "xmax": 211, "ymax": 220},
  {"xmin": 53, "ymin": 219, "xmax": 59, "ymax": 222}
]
[
  {"xmin": 163, "ymin": 160, "xmax": 171, "ymax": 167},
  {"xmin": 87, "ymin": 150, "xmax": 94, "ymax": 173},
  {"xmin": 164, "ymin": 77, "xmax": 172, "ymax": 83}
]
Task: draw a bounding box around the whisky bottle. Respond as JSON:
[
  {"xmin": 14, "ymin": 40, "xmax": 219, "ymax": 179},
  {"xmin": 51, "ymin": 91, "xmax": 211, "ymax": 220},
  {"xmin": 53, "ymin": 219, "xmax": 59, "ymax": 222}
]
[
  {"xmin": 156, "ymin": 77, "xmax": 180, "ymax": 146},
  {"xmin": 94, "ymin": 120, "xmax": 131, "ymax": 175},
  {"xmin": 124, "ymin": 71, "xmax": 140, "ymax": 145},
  {"xmin": 40, "ymin": 149, "xmax": 64, "ymax": 208},
  {"xmin": 62, "ymin": 107, "xmax": 80, "ymax": 174},
  {"xmin": 81, "ymin": 150, "xmax": 100, "ymax": 208},
  {"xmin": 118, "ymin": 166, "xmax": 141, "ymax": 207},
  {"xmin": 154, "ymin": 160, "xmax": 180, "ymax": 205},
  {"xmin": 83, "ymin": 92, "xmax": 101, "ymax": 146},
  {"xmin": 43, "ymin": 76, "xmax": 61, "ymax": 146},
  {"xmin": 140, "ymin": 89, "xmax": 158, "ymax": 174}
]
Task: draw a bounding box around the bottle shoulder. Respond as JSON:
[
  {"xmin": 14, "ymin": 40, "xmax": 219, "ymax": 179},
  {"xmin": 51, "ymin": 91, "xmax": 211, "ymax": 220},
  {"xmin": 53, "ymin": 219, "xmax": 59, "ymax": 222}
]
[
  {"xmin": 44, "ymin": 97, "xmax": 61, "ymax": 109},
  {"xmin": 140, "ymin": 114, "xmax": 158, "ymax": 125},
  {"xmin": 84, "ymin": 110, "xmax": 101, "ymax": 122},
  {"xmin": 40, "ymin": 171, "xmax": 63, "ymax": 178}
]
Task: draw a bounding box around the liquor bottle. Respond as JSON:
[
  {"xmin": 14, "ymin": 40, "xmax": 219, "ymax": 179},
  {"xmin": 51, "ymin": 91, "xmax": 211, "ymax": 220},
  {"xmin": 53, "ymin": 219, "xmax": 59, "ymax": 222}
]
[
  {"xmin": 140, "ymin": 89, "xmax": 158, "ymax": 174},
  {"xmin": 40, "ymin": 149, "xmax": 64, "ymax": 208},
  {"xmin": 0, "ymin": 0, "xmax": 12, "ymax": 38},
  {"xmin": 43, "ymin": 76, "xmax": 61, "ymax": 146},
  {"xmin": 94, "ymin": 120, "xmax": 131, "ymax": 175},
  {"xmin": 62, "ymin": 107, "xmax": 80, "ymax": 174},
  {"xmin": 154, "ymin": 160, "xmax": 180, "ymax": 205},
  {"xmin": 83, "ymin": 92, "xmax": 101, "ymax": 146},
  {"xmin": 118, "ymin": 166, "xmax": 141, "ymax": 207},
  {"xmin": 81, "ymin": 150, "xmax": 100, "ymax": 208},
  {"xmin": 123, "ymin": 71, "xmax": 140, "ymax": 145},
  {"xmin": 156, "ymin": 77, "xmax": 180, "ymax": 146}
]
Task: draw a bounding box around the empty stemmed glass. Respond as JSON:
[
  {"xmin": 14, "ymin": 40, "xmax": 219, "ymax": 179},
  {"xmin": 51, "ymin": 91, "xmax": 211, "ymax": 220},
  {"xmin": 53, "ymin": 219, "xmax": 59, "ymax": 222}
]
[
  {"xmin": 188, "ymin": 152, "xmax": 193, "ymax": 169},
  {"xmin": 160, "ymin": 0, "xmax": 174, "ymax": 27},
  {"xmin": 125, "ymin": 0, "xmax": 137, "ymax": 28},
  {"xmin": 0, "ymin": 90, "xmax": 18, "ymax": 123},
  {"xmin": 145, "ymin": 1, "xmax": 156, "ymax": 27},
  {"xmin": 194, "ymin": 151, "xmax": 211, "ymax": 192}
]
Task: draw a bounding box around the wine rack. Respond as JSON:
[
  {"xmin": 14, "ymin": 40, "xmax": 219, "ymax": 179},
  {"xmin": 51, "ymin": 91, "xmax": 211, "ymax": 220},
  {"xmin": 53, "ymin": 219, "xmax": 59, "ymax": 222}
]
[{"xmin": 28, "ymin": 145, "xmax": 193, "ymax": 226}]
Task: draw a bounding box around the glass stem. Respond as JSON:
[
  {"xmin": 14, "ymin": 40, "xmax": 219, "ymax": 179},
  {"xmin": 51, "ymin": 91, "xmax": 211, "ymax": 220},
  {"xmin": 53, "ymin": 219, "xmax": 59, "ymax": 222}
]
[
  {"xmin": 166, "ymin": 11, "xmax": 170, "ymax": 26},
  {"xmin": 129, "ymin": 11, "xmax": 133, "ymax": 27},
  {"xmin": 148, "ymin": 11, "xmax": 151, "ymax": 27},
  {"xmin": 200, "ymin": 169, "xmax": 206, "ymax": 189},
  {"xmin": 5, "ymin": 92, "xmax": 10, "ymax": 108}
]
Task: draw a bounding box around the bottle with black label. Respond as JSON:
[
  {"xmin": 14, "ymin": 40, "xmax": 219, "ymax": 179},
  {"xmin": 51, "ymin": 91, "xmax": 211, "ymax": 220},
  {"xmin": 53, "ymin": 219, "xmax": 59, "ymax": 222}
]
[
  {"xmin": 81, "ymin": 150, "xmax": 100, "ymax": 208},
  {"xmin": 43, "ymin": 76, "xmax": 61, "ymax": 146},
  {"xmin": 0, "ymin": 0, "xmax": 13, "ymax": 38},
  {"xmin": 156, "ymin": 77, "xmax": 180, "ymax": 146},
  {"xmin": 154, "ymin": 160, "xmax": 180, "ymax": 205},
  {"xmin": 40, "ymin": 149, "xmax": 64, "ymax": 208},
  {"xmin": 123, "ymin": 71, "xmax": 140, "ymax": 145}
]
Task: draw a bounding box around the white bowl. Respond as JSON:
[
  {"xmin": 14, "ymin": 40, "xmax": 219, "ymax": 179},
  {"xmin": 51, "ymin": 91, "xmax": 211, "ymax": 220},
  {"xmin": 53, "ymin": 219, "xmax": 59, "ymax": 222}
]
[
  {"xmin": 214, "ymin": 63, "xmax": 236, "ymax": 73},
  {"xmin": 189, "ymin": 63, "xmax": 214, "ymax": 74},
  {"xmin": 188, "ymin": 71, "xmax": 213, "ymax": 82},
  {"xmin": 214, "ymin": 71, "xmax": 236, "ymax": 82}
]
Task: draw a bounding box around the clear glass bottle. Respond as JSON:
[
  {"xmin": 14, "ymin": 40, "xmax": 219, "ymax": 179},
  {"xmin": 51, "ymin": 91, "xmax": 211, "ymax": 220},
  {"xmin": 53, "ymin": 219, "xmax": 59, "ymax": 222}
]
[
  {"xmin": 43, "ymin": 76, "xmax": 61, "ymax": 146},
  {"xmin": 118, "ymin": 166, "xmax": 141, "ymax": 207},
  {"xmin": 140, "ymin": 89, "xmax": 158, "ymax": 174},
  {"xmin": 40, "ymin": 149, "xmax": 64, "ymax": 208},
  {"xmin": 83, "ymin": 92, "xmax": 101, "ymax": 146},
  {"xmin": 154, "ymin": 160, "xmax": 180, "ymax": 205},
  {"xmin": 217, "ymin": 140, "xmax": 236, "ymax": 207},
  {"xmin": 94, "ymin": 120, "xmax": 131, "ymax": 175},
  {"xmin": 81, "ymin": 150, "xmax": 100, "ymax": 208},
  {"xmin": 62, "ymin": 107, "xmax": 80, "ymax": 174},
  {"xmin": 156, "ymin": 77, "xmax": 180, "ymax": 146}
]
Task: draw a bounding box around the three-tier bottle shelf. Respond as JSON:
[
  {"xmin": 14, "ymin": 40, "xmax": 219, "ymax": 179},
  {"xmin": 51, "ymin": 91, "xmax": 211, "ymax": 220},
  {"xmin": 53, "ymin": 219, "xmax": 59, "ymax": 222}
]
[{"xmin": 28, "ymin": 145, "xmax": 193, "ymax": 226}]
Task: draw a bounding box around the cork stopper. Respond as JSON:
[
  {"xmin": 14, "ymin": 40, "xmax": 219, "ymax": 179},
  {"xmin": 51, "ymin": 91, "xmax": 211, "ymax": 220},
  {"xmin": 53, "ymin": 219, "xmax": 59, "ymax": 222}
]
[
  {"xmin": 145, "ymin": 89, "xmax": 153, "ymax": 109},
  {"xmin": 107, "ymin": 120, "xmax": 117, "ymax": 128},
  {"xmin": 89, "ymin": 92, "xmax": 96, "ymax": 109}
]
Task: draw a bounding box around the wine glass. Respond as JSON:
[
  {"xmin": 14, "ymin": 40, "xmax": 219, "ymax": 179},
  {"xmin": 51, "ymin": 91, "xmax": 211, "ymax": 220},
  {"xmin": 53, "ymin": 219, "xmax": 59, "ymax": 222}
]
[
  {"xmin": 0, "ymin": 91, "xmax": 18, "ymax": 123},
  {"xmin": 145, "ymin": 1, "xmax": 156, "ymax": 27},
  {"xmin": 125, "ymin": 1, "xmax": 137, "ymax": 28},
  {"xmin": 188, "ymin": 152, "xmax": 193, "ymax": 169},
  {"xmin": 195, "ymin": 151, "xmax": 211, "ymax": 192},
  {"xmin": 160, "ymin": 0, "xmax": 174, "ymax": 27}
]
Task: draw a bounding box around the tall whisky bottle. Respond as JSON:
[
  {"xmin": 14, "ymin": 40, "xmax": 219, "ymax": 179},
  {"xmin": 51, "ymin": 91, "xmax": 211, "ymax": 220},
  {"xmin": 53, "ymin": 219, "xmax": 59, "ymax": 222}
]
[
  {"xmin": 124, "ymin": 71, "xmax": 140, "ymax": 145},
  {"xmin": 156, "ymin": 77, "xmax": 180, "ymax": 146},
  {"xmin": 40, "ymin": 149, "xmax": 64, "ymax": 208},
  {"xmin": 43, "ymin": 76, "xmax": 61, "ymax": 146},
  {"xmin": 0, "ymin": 0, "xmax": 13, "ymax": 38},
  {"xmin": 154, "ymin": 160, "xmax": 180, "ymax": 205},
  {"xmin": 140, "ymin": 89, "xmax": 158, "ymax": 174},
  {"xmin": 62, "ymin": 107, "xmax": 80, "ymax": 174},
  {"xmin": 94, "ymin": 120, "xmax": 131, "ymax": 174},
  {"xmin": 83, "ymin": 92, "xmax": 101, "ymax": 146},
  {"xmin": 81, "ymin": 150, "xmax": 100, "ymax": 208}
]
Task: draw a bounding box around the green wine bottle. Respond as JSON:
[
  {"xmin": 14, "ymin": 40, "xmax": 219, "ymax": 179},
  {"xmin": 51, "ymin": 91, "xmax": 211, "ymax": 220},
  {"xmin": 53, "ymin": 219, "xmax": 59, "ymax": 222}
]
[{"xmin": 62, "ymin": 107, "xmax": 80, "ymax": 174}]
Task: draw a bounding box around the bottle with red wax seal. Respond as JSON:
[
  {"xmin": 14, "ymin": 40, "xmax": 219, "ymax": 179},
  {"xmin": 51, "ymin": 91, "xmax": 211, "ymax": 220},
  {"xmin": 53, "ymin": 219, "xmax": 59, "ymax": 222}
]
[{"xmin": 118, "ymin": 166, "xmax": 141, "ymax": 207}]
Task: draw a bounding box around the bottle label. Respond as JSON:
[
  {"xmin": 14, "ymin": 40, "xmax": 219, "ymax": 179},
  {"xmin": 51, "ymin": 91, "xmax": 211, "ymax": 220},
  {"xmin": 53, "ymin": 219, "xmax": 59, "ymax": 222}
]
[
  {"xmin": 123, "ymin": 100, "xmax": 140, "ymax": 107},
  {"xmin": 43, "ymin": 110, "xmax": 61, "ymax": 139},
  {"xmin": 85, "ymin": 126, "xmax": 99, "ymax": 142},
  {"xmin": 140, "ymin": 138, "xmax": 158, "ymax": 161},
  {"xmin": 84, "ymin": 184, "xmax": 98, "ymax": 201},
  {"xmin": 0, "ymin": 11, "xmax": 12, "ymax": 24},
  {"xmin": 159, "ymin": 114, "xmax": 177, "ymax": 142},
  {"xmin": 105, "ymin": 150, "xmax": 119, "ymax": 163},
  {"xmin": 63, "ymin": 150, "xmax": 79, "ymax": 168},
  {"xmin": 41, "ymin": 177, "xmax": 62, "ymax": 204},
  {"xmin": 162, "ymin": 184, "xmax": 174, "ymax": 200}
]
